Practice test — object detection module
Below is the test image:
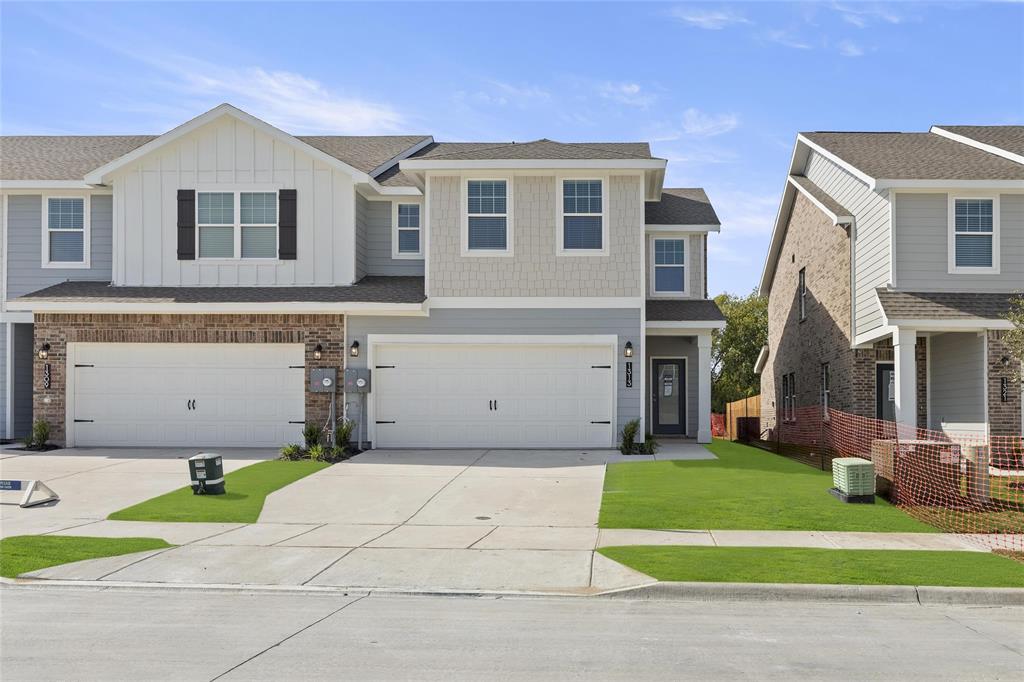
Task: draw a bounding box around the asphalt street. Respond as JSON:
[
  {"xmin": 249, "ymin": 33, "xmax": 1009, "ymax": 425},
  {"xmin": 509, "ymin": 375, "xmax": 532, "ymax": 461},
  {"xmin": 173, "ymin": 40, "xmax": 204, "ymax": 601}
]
[{"xmin": 1, "ymin": 585, "xmax": 1021, "ymax": 680}]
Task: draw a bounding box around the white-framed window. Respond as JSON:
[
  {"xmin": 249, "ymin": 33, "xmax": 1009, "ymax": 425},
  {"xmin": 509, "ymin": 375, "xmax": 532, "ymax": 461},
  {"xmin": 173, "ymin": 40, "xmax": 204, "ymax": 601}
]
[
  {"xmin": 462, "ymin": 178, "xmax": 512, "ymax": 256},
  {"xmin": 821, "ymin": 363, "xmax": 831, "ymax": 420},
  {"xmin": 948, "ymin": 195, "xmax": 1000, "ymax": 274},
  {"xmin": 197, "ymin": 190, "xmax": 278, "ymax": 260},
  {"xmin": 392, "ymin": 202, "xmax": 423, "ymax": 258},
  {"xmin": 42, "ymin": 196, "xmax": 90, "ymax": 268},
  {"xmin": 557, "ymin": 178, "xmax": 607, "ymax": 255},
  {"xmin": 651, "ymin": 237, "xmax": 688, "ymax": 295},
  {"xmin": 798, "ymin": 268, "xmax": 807, "ymax": 320},
  {"xmin": 781, "ymin": 372, "xmax": 796, "ymax": 422}
]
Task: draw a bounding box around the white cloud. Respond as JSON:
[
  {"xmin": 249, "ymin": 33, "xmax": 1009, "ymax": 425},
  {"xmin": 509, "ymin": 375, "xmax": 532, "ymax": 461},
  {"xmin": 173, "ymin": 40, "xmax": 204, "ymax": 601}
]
[
  {"xmin": 669, "ymin": 7, "xmax": 750, "ymax": 30},
  {"xmin": 837, "ymin": 40, "xmax": 865, "ymax": 57},
  {"xmin": 464, "ymin": 80, "xmax": 551, "ymax": 108},
  {"xmin": 598, "ymin": 82, "xmax": 656, "ymax": 107},
  {"xmin": 175, "ymin": 65, "xmax": 405, "ymax": 134},
  {"xmin": 832, "ymin": 3, "xmax": 903, "ymax": 28},
  {"xmin": 680, "ymin": 108, "xmax": 740, "ymax": 137},
  {"xmin": 763, "ymin": 29, "xmax": 813, "ymax": 50}
]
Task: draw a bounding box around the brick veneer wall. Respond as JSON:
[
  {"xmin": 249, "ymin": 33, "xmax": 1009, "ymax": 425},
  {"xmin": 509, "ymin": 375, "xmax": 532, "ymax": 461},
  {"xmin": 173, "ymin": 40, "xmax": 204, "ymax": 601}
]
[
  {"xmin": 987, "ymin": 330, "xmax": 1023, "ymax": 436},
  {"xmin": 760, "ymin": 192, "xmax": 928, "ymax": 430},
  {"xmin": 33, "ymin": 313, "xmax": 344, "ymax": 445}
]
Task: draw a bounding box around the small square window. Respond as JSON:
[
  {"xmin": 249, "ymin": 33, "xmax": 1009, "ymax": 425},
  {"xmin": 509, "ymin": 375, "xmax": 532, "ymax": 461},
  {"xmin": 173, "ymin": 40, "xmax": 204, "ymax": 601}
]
[{"xmin": 45, "ymin": 197, "xmax": 86, "ymax": 265}]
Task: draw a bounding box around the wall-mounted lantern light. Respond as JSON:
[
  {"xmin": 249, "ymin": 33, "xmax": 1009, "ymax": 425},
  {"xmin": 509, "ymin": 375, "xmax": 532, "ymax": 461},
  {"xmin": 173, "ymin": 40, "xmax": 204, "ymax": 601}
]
[
  {"xmin": 37, "ymin": 343, "xmax": 51, "ymax": 360},
  {"xmin": 1001, "ymin": 355, "xmax": 1011, "ymax": 367},
  {"xmin": 313, "ymin": 343, "xmax": 323, "ymax": 361},
  {"xmin": 624, "ymin": 341, "xmax": 634, "ymax": 358},
  {"xmin": 350, "ymin": 340, "xmax": 360, "ymax": 358}
]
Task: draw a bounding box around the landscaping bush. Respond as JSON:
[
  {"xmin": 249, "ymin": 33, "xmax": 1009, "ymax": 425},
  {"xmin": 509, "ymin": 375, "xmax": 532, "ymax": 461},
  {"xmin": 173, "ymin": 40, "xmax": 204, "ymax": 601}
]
[
  {"xmin": 307, "ymin": 443, "xmax": 327, "ymax": 462},
  {"xmin": 22, "ymin": 420, "xmax": 51, "ymax": 450},
  {"xmin": 619, "ymin": 418, "xmax": 640, "ymax": 455},
  {"xmin": 335, "ymin": 419, "xmax": 356, "ymax": 452},
  {"xmin": 637, "ymin": 433, "xmax": 659, "ymax": 455},
  {"xmin": 279, "ymin": 443, "xmax": 305, "ymax": 461},
  {"xmin": 302, "ymin": 422, "xmax": 323, "ymax": 449}
]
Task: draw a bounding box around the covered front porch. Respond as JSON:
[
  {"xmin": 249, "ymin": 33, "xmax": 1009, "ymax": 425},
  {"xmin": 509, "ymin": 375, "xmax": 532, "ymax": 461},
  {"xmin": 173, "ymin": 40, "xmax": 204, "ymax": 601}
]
[
  {"xmin": 644, "ymin": 300, "xmax": 726, "ymax": 444},
  {"xmin": 874, "ymin": 290, "xmax": 1022, "ymax": 437}
]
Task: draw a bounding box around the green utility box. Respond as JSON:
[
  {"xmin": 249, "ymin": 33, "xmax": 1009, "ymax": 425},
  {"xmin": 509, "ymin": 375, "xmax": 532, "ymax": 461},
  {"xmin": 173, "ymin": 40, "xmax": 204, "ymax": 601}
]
[
  {"xmin": 189, "ymin": 453, "xmax": 225, "ymax": 495},
  {"xmin": 829, "ymin": 457, "xmax": 875, "ymax": 503}
]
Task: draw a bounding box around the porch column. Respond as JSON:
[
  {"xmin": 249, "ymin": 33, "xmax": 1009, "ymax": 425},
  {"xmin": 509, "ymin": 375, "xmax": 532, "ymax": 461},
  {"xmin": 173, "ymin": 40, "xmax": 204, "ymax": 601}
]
[
  {"xmin": 893, "ymin": 327, "xmax": 917, "ymax": 432},
  {"xmin": 697, "ymin": 333, "xmax": 712, "ymax": 444}
]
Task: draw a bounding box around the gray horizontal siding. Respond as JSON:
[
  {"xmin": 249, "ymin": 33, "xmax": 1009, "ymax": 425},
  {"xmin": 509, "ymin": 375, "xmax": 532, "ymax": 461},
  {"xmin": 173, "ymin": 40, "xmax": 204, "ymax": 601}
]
[
  {"xmin": 346, "ymin": 308, "xmax": 641, "ymax": 437},
  {"xmin": 355, "ymin": 194, "xmax": 369, "ymax": 280},
  {"xmin": 355, "ymin": 196, "xmax": 423, "ymax": 277},
  {"xmin": 804, "ymin": 151, "xmax": 890, "ymax": 338},
  {"xmin": 645, "ymin": 335, "xmax": 698, "ymax": 437},
  {"xmin": 928, "ymin": 332, "xmax": 985, "ymax": 435},
  {"xmin": 894, "ymin": 193, "xmax": 1024, "ymax": 292},
  {"xmin": 7, "ymin": 194, "xmax": 113, "ymax": 300}
]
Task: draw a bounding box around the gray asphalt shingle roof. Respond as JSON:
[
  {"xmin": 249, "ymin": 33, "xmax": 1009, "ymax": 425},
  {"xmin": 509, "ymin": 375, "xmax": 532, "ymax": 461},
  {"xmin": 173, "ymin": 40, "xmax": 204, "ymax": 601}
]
[
  {"xmin": 645, "ymin": 188, "xmax": 720, "ymax": 225},
  {"xmin": 802, "ymin": 131, "xmax": 1024, "ymax": 180},
  {"xmin": 646, "ymin": 299, "xmax": 725, "ymax": 322},
  {"xmin": 0, "ymin": 136, "xmax": 157, "ymax": 181},
  {"xmin": 789, "ymin": 175, "xmax": 852, "ymax": 220},
  {"xmin": 876, "ymin": 289, "xmax": 1022, "ymax": 321},
  {"xmin": 408, "ymin": 139, "xmax": 654, "ymax": 161},
  {"xmin": 296, "ymin": 135, "xmax": 431, "ymax": 173},
  {"xmin": 14, "ymin": 276, "xmax": 425, "ymax": 305},
  {"xmin": 935, "ymin": 126, "xmax": 1024, "ymax": 156}
]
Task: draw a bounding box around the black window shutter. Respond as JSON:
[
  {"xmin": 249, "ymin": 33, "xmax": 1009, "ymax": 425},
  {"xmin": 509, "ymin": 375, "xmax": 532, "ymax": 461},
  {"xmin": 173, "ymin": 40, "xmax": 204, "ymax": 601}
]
[
  {"xmin": 177, "ymin": 189, "xmax": 196, "ymax": 260},
  {"xmin": 279, "ymin": 189, "xmax": 297, "ymax": 260}
]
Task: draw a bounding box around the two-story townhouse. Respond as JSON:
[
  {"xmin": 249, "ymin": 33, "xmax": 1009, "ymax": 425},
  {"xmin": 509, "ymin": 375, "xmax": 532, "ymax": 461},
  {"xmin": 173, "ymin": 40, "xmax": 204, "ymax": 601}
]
[
  {"xmin": 756, "ymin": 126, "xmax": 1024, "ymax": 438},
  {"xmin": 0, "ymin": 104, "xmax": 724, "ymax": 449}
]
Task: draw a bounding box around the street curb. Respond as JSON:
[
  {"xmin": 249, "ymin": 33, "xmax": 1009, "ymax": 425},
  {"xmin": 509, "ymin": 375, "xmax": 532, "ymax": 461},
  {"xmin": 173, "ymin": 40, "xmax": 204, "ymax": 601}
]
[
  {"xmin": 598, "ymin": 581, "xmax": 1024, "ymax": 605},
  {"xmin": 3, "ymin": 576, "xmax": 1023, "ymax": 605}
]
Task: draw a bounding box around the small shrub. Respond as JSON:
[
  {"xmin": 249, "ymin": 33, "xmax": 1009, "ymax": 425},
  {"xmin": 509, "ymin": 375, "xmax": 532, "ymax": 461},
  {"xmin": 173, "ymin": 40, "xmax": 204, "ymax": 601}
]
[
  {"xmin": 335, "ymin": 420, "xmax": 356, "ymax": 451},
  {"xmin": 302, "ymin": 423, "xmax": 323, "ymax": 449},
  {"xmin": 638, "ymin": 433, "xmax": 659, "ymax": 455},
  {"xmin": 620, "ymin": 418, "xmax": 640, "ymax": 455},
  {"xmin": 279, "ymin": 443, "xmax": 305, "ymax": 461},
  {"xmin": 330, "ymin": 445, "xmax": 347, "ymax": 461},
  {"xmin": 307, "ymin": 443, "xmax": 327, "ymax": 462},
  {"xmin": 23, "ymin": 420, "xmax": 51, "ymax": 449}
]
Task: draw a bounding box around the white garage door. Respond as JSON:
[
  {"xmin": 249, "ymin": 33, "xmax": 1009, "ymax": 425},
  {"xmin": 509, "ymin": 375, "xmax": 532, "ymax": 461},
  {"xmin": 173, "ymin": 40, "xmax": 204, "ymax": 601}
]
[
  {"xmin": 68, "ymin": 343, "xmax": 305, "ymax": 447},
  {"xmin": 372, "ymin": 341, "xmax": 615, "ymax": 448}
]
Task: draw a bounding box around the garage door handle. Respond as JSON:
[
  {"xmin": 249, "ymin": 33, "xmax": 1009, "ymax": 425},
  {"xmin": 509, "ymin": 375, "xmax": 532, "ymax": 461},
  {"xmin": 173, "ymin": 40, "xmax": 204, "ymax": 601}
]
[
  {"xmin": 74, "ymin": 419, "xmax": 94, "ymax": 423},
  {"xmin": 591, "ymin": 421, "xmax": 610, "ymax": 424},
  {"xmin": 591, "ymin": 365, "xmax": 611, "ymax": 369},
  {"xmin": 489, "ymin": 400, "xmax": 493, "ymax": 411},
  {"xmin": 376, "ymin": 420, "xmax": 395, "ymax": 424},
  {"xmin": 75, "ymin": 364, "xmax": 95, "ymax": 368}
]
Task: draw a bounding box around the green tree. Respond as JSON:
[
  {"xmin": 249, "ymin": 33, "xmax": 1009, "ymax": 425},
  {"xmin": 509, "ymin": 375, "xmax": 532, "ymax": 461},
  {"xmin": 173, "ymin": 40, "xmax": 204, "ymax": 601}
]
[{"xmin": 712, "ymin": 290, "xmax": 768, "ymax": 413}]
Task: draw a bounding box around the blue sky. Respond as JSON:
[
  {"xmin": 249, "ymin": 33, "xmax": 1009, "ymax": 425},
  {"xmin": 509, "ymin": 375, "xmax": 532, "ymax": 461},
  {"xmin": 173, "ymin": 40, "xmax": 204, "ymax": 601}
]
[{"xmin": 3, "ymin": 2, "xmax": 1022, "ymax": 295}]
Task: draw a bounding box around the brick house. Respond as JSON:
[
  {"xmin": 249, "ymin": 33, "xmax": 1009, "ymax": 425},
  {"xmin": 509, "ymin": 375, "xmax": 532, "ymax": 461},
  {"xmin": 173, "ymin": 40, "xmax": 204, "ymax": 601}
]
[{"xmin": 756, "ymin": 126, "xmax": 1023, "ymax": 438}]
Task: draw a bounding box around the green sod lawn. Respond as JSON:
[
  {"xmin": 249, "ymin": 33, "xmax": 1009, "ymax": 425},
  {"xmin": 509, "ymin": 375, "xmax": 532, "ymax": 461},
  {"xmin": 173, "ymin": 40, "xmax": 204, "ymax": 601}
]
[
  {"xmin": 600, "ymin": 439, "xmax": 936, "ymax": 532},
  {"xmin": 599, "ymin": 546, "xmax": 1024, "ymax": 588},
  {"xmin": 0, "ymin": 535, "xmax": 172, "ymax": 578},
  {"xmin": 109, "ymin": 460, "xmax": 329, "ymax": 523}
]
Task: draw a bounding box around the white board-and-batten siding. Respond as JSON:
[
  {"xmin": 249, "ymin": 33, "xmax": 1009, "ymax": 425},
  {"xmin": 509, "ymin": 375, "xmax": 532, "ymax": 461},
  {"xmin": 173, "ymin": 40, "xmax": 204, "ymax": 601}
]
[{"xmin": 111, "ymin": 116, "xmax": 356, "ymax": 287}]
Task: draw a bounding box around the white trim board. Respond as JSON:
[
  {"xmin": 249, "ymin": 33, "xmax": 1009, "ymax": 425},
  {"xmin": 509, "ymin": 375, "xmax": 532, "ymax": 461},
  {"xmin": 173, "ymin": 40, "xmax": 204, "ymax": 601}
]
[
  {"xmin": 427, "ymin": 297, "xmax": 643, "ymax": 309},
  {"xmin": 7, "ymin": 301, "xmax": 428, "ymax": 315},
  {"xmin": 645, "ymin": 224, "xmax": 720, "ymax": 233}
]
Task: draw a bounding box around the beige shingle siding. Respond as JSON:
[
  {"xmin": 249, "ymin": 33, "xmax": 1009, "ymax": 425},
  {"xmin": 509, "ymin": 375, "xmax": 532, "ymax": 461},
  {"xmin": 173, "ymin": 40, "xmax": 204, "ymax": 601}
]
[
  {"xmin": 802, "ymin": 131, "xmax": 1024, "ymax": 181},
  {"xmin": 804, "ymin": 150, "xmax": 890, "ymax": 339},
  {"xmin": 427, "ymin": 175, "xmax": 642, "ymax": 297}
]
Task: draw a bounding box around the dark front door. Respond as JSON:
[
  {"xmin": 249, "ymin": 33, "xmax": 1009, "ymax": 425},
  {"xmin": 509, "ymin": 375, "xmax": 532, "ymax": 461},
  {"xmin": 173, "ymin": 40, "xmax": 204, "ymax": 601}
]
[
  {"xmin": 876, "ymin": 363, "xmax": 896, "ymax": 421},
  {"xmin": 652, "ymin": 359, "xmax": 686, "ymax": 435}
]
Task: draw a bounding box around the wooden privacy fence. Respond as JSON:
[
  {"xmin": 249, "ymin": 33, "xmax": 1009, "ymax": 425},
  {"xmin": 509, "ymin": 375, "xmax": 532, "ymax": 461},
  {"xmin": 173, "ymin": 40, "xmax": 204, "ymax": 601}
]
[{"xmin": 724, "ymin": 395, "xmax": 761, "ymax": 441}]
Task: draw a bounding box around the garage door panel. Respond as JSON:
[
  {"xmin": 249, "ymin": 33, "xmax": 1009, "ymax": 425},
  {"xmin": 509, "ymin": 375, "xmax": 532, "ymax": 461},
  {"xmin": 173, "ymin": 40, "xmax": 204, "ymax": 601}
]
[
  {"xmin": 70, "ymin": 343, "xmax": 305, "ymax": 448},
  {"xmin": 373, "ymin": 341, "xmax": 614, "ymax": 448}
]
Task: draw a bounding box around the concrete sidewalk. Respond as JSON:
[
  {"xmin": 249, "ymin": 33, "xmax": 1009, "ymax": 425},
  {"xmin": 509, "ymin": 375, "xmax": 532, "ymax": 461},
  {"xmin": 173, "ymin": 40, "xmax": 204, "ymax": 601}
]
[{"xmin": 596, "ymin": 529, "xmax": 997, "ymax": 551}]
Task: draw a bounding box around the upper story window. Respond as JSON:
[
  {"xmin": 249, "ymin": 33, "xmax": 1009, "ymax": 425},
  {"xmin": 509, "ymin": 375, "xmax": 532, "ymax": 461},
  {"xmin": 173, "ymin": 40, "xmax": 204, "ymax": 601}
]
[
  {"xmin": 821, "ymin": 363, "xmax": 831, "ymax": 420},
  {"xmin": 198, "ymin": 191, "xmax": 278, "ymax": 260},
  {"xmin": 798, "ymin": 268, "xmax": 807, "ymax": 320},
  {"xmin": 393, "ymin": 203, "xmax": 422, "ymax": 258},
  {"xmin": 464, "ymin": 179, "xmax": 510, "ymax": 255},
  {"xmin": 559, "ymin": 179, "xmax": 605, "ymax": 253},
  {"xmin": 949, "ymin": 197, "xmax": 999, "ymax": 274},
  {"xmin": 652, "ymin": 238, "xmax": 687, "ymax": 295},
  {"xmin": 43, "ymin": 196, "xmax": 89, "ymax": 268}
]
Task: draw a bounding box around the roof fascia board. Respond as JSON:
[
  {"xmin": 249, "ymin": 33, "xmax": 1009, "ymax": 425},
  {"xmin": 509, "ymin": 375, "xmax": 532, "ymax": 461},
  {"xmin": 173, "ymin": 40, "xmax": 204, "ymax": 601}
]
[
  {"xmin": 645, "ymin": 224, "xmax": 721, "ymax": 232},
  {"xmin": 6, "ymin": 300, "xmax": 427, "ymax": 315},
  {"xmin": 758, "ymin": 177, "xmax": 797, "ymax": 296},
  {"xmin": 795, "ymin": 133, "xmax": 878, "ymax": 189},
  {"xmin": 400, "ymin": 158, "xmax": 667, "ymax": 171},
  {"xmin": 369, "ymin": 136, "xmax": 435, "ymax": 177},
  {"xmin": 786, "ymin": 176, "xmax": 854, "ymax": 225},
  {"xmin": 1, "ymin": 181, "xmax": 102, "ymax": 190},
  {"xmin": 930, "ymin": 126, "xmax": 1024, "ymax": 165},
  {"xmin": 645, "ymin": 320, "xmax": 727, "ymax": 330},
  {"xmin": 875, "ymin": 179, "xmax": 1024, "ymax": 190},
  {"xmin": 883, "ymin": 318, "xmax": 1013, "ymax": 331},
  {"xmin": 84, "ymin": 104, "xmax": 372, "ymax": 184}
]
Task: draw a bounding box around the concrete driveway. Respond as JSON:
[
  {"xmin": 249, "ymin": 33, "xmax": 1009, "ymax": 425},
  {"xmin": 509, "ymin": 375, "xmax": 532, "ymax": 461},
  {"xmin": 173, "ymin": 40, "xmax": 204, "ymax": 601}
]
[{"xmin": 10, "ymin": 444, "xmax": 714, "ymax": 593}]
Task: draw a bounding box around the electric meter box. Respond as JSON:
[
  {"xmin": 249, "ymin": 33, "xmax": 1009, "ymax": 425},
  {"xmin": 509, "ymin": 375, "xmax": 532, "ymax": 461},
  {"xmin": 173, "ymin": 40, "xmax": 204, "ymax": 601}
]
[
  {"xmin": 344, "ymin": 368, "xmax": 371, "ymax": 393},
  {"xmin": 309, "ymin": 368, "xmax": 337, "ymax": 393}
]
